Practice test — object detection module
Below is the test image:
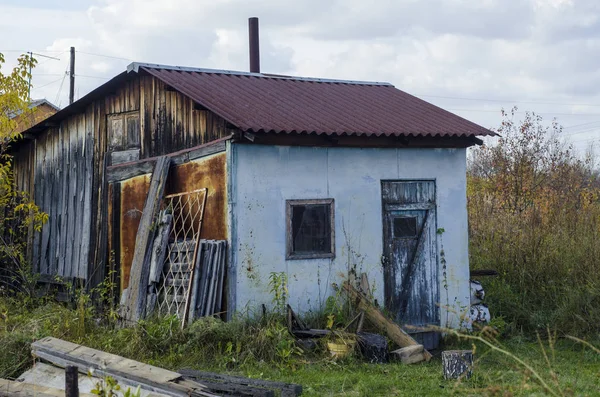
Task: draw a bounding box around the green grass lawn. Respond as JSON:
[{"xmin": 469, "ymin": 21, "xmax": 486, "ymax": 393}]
[
  {"xmin": 181, "ymin": 339, "xmax": 600, "ymax": 396},
  {"xmin": 0, "ymin": 299, "xmax": 598, "ymax": 396}
]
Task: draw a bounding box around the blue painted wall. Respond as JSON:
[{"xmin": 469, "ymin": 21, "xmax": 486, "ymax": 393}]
[{"xmin": 230, "ymin": 144, "xmax": 470, "ymax": 328}]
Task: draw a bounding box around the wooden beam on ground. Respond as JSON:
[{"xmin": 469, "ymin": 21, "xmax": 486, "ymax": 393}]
[
  {"xmin": 179, "ymin": 369, "xmax": 303, "ymax": 397},
  {"xmin": 343, "ymin": 282, "xmax": 433, "ymax": 362},
  {"xmin": 124, "ymin": 156, "xmax": 171, "ymax": 323}
]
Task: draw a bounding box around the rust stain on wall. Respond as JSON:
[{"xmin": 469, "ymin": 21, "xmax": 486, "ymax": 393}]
[
  {"xmin": 119, "ymin": 173, "xmax": 151, "ymax": 290},
  {"xmin": 114, "ymin": 152, "xmax": 227, "ymax": 292},
  {"xmin": 167, "ymin": 152, "xmax": 227, "ymax": 240}
]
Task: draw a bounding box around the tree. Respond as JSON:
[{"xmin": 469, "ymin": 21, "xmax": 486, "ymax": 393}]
[
  {"xmin": 468, "ymin": 107, "xmax": 600, "ymax": 335},
  {"xmin": 0, "ymin": 53, "xmax": 47, "ymax": 295}
]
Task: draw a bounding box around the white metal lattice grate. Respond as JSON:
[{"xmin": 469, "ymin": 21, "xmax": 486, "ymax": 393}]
[{"xmin": 154, "ymin": 188, "xmax": 207, "ymax": 320}]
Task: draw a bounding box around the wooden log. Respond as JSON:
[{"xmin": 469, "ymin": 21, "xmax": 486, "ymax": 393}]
[
  {"xmin": 178, "ymin": 369, "xmax": 303, "ymax": 397},
  {"xmin": 65, "ymin": 365, "xmax": 78, "ymax": 397},
  {"xmin": 442, "ymin": 350, "xmax": 473, "ymax": 380},
  {"xmin": 391, "ymin": 344, "xmax": 425, "ymax": 365},
  {"xmin": 124, "ymin": 156, "xmax": 171, "ymax": 323},
  {"xmin": 343, "ymin": 282, "xmax": 432, "ymax": 361}
]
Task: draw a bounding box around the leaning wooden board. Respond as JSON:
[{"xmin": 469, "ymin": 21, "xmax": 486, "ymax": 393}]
[
  {"xmin": 31, "ymin": 337, "xmax": 217, "ymax": 397},
  {"xmin": 343, "ymin": 282, "xmax": 433, "ymax": 362},
  {"xmin": 0, "ymin": 378, "xmax": 96, "ymax": 397}
]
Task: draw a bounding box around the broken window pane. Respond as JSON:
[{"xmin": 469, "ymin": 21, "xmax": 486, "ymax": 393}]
[{"xmin": 393, "ymin": 217, "xmax": 417, "ymax": 238}]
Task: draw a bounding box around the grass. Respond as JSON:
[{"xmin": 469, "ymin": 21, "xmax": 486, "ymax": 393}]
[{"xmin": 0, "ymin": 297, "xmax": 598, "ymax": 396}]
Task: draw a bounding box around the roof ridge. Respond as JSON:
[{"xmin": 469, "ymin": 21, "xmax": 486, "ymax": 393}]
[{"xmin": 127, "ymin": 62, "xmax": 393, "ymax": 87}]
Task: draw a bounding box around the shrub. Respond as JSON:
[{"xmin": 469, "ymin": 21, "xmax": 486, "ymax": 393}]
[{"xmin": 468, "ymin": 108, "xmax": 600, "ymax": 336}]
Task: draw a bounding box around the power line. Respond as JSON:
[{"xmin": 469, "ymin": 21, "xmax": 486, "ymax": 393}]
[
  {"xmin": 30, "ymin": 76, "xmax": 65, "ymax": 91},
  {"xmin": 447, "ymin": 108, "xmax": 600, "ymax": 117},
  {"xmin": 55, "ymin": 62, "xmax": 70, "ymax": 106},
  {"xmin": 418, "ymin": 93, "xmax": 600, "ymax": 108},
  {"xmin": 76, "ymin": 74, "xmax": 111, "ymax": 80},
  {"xmin": 0, "ymin": 49, "xmax": 65, "ymax": 53},
  {"xmin": 76, "ymin": 51, "xmax": 132, "ymax": 62}
]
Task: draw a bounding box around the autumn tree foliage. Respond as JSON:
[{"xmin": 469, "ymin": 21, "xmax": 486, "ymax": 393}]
[
  {"xmin": 468, "ymin": 108, "xmax": 600, "ymax": 335},
  {"xmin": 0, "ymin": 53, "xmax": 47, "ymax": 294}
]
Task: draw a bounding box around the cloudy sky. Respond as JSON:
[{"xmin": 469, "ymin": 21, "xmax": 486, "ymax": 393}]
[{"xmin": 2, "ymin": 0, "xmax": 600, "ymax": 154}]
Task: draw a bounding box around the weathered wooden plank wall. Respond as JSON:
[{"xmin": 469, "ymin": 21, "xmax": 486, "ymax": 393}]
[
  {"xmin": 139, "ymin": 75, "xmax": 229, "ymax": 158},
  {"xmin": 12, "ymin": 73, "xmax": 231, "ymax": 287}
]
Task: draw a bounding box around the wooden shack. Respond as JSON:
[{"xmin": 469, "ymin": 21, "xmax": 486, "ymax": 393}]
[{"xmin": 14, "ymin": 63, "xmax": 494, "ymax": 347}]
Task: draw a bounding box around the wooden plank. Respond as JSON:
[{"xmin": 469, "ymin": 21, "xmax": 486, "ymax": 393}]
[
  {"xmin": 106, "ymin": 138, "xmax": 228, "ymax": 183},
  {"xmin": 111, "ymin": 149, "xmax": 140, "ymax": 166},
  {"xmin": 79, "ymin": 118, "xmax": 94, "ymax": 280},
  {"xmin": 343, "ymin": 282, "xmax": 432, "ymax": 362},
  {"xmin": 179, "ymin": 369, "xmax": 303, "ymax": 397},
  {"xmin": 178, "ymin": 378, "xmax": 274, "ymax": 397},
  {"xmin": 124, "ymin": 156, "xmax": 171, "ymax": 322},
  {"xmin": 106, "ymin": 161, "xmax": 155, "ymax": 183},
  {"xmin": 391, "ymin": 344, "xmax": 425, "ymax": 365},
  {"xmin": 39, "ymin": 136, "xmax": 51, "ymax": 274},
  {"xmin": 0, "ymin": 378, "xmax": 96, "ymax": 397},
  {"xmin": 57, "ymin": 121, "xmax": 68, "ymax": 277},
  {"xmin": 64, "ymin": 123, "xmax": 76, "ymax": 279},
  {"xmin": 31, "ymin": 337, "xmax": 217, "ymax": 397}
]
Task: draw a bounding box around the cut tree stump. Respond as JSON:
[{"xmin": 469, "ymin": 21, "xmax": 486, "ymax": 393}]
[
  {"xmin": 343, "ymin": 281, "xmax": 432, "ymax": 362},
  {"xmin": 442, "ymin": 350, "xmax": 473, "ymax": 380}
]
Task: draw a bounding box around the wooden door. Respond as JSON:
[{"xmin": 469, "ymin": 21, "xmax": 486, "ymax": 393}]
[{"xmin": 382, "ymin": 180, "xmax": 440, "ymax": 349}]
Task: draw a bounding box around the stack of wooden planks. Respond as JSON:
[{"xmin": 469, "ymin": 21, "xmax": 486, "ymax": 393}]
[{"xmin": 31, "ymin": 337, "xmax": 303, "ymax": 397}]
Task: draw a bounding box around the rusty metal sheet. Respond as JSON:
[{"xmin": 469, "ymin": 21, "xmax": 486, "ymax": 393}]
[
  {"xmin": 119, "ymin": 174, "xmax": 152, "ymax": 290},
  {"xmin": 167, "ymin": 152, "xmax": 227, "ymax": 240}
]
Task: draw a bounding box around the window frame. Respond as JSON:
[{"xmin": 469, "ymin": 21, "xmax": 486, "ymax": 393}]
[{"xmin": 286, "ymin": 198, "xmax": 335, "ymax": 260}]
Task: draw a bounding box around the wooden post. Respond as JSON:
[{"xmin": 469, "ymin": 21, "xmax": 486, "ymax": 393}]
[
  {"xmin": 442, "ymin": 350, "xmax": 473, "ymax": 380},
  {"xmin": 65, "ymin": 365, "xmax": 79, "ymax": 397}
]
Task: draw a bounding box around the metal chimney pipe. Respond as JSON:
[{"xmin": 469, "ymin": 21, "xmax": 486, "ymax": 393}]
[{"xmin": 249, "ymin": 17, "xmax": 260, "ymax": 73}]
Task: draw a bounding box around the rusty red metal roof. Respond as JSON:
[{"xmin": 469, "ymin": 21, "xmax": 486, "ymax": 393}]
[{"xmin": 131, "ymin": 63, "xmax": 494, "ymax": 140}]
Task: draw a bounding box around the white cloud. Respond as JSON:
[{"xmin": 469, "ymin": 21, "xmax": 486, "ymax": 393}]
[{"xmin": 2, "ymin": 0, "xmax": 600, "ymax": 154}]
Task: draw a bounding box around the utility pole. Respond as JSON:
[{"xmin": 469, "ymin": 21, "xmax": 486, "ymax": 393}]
[
  {"xmin": 26, "ymin": 51, "xmax": 60, "ymax": 101},
  {"xmin": 27, "ymin": 51, "xmax": 33, "ymax": 101},
  {"xmin": 69, "ymin": 47, "xmax": 75, "ymax": 105}
]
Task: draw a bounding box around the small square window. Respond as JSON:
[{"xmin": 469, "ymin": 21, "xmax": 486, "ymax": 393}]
[
  {"xmin": 393, "ymin": 217, "xmax": 417, "ymax": 238},
  {"xmin": 286, "ymin": 199, "xmax": 335, "ymax": 260}
]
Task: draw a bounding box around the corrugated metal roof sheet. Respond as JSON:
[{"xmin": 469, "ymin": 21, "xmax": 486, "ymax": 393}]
[{"xmin": 135, "ymin": 63, "xmax": 494, "ymax": 139}]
